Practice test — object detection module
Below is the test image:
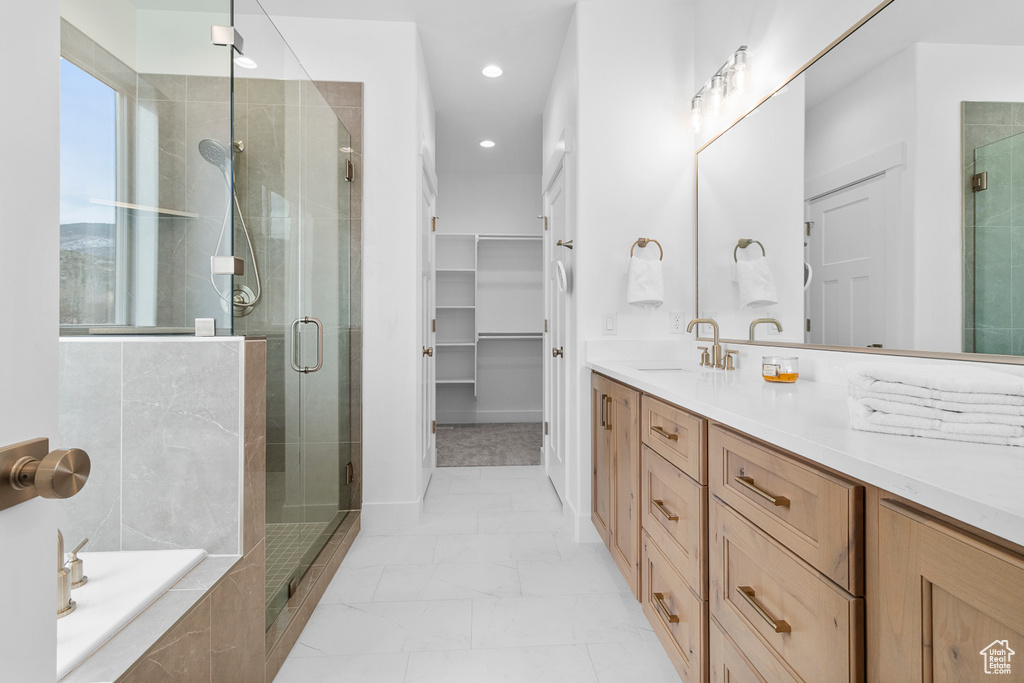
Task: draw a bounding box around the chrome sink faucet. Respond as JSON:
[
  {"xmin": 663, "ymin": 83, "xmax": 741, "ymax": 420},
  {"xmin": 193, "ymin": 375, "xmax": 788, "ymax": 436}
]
[
  {"xmin": 749, "ymin": 317, "xmax": 782, "ymax": 341},
  {"xmin": 687, "ymin": 318, "xmax": 724, "ymax": 369}
]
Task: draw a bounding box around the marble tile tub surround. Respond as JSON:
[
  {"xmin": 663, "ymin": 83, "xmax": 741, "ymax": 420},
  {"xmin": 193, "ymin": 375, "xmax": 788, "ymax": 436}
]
[
  {"xmin": 58, "ymin": 337, "xmax": 245, "ymax": 555},
  {"xmin": 587, "ymin": 339, "xmax": 1024, "ymax": 548},
  {"xmin": 274, "ymin": 466, "xmax": 679, "ymax": 683}
]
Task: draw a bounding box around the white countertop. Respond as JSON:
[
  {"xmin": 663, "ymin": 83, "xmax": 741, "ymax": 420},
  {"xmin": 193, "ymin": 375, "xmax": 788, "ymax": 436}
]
[{"xmin": 589, "ymin": 357, "xmax": 1024, "ymax": 548}]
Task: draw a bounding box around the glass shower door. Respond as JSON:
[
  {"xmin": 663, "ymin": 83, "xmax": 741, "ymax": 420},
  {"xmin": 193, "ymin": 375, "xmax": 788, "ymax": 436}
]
[
  {"xmin": 970, "ymin": 131, "xmax": 1024, "ymax": 355},
  {"xmin": 232, "ymin": 2, "xmax": 356, "ymax": 630}
]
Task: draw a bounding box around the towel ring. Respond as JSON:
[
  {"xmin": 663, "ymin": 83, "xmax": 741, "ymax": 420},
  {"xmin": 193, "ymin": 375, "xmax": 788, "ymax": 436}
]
[
  {"xmin": 733, "ymin": 238, "xmax": 765, "ymax": 262},
  {"xmin": 630, "ymin": 237, "xmax": 664, "ymax": 260}
]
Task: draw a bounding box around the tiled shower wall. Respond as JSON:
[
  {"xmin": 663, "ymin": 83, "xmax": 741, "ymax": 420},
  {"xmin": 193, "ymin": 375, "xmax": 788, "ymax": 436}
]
[
  {"xmin": 57, "ymin": 338, "xmax": 244, "ymax": 555},
  {"xmin": 962, "ymin": 101, "xmax": 1024, "ymax": 355}
]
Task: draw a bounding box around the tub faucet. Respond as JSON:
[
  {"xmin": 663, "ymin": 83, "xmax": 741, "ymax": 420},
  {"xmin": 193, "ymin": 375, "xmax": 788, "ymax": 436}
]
[
  {"xmin": 687, "ymin": 318, "xmax": 723, "ymax": 369},
  {"xmin": 57, "ymin": 529, "xmax": 76, "ymax": 618},
  {"xmin": 67, "ymin": 537, "xmax": 89, "ymax": 589},
  {"xmin": 749, "ymin": 317, "xmax": 782, "ymax": 341}
]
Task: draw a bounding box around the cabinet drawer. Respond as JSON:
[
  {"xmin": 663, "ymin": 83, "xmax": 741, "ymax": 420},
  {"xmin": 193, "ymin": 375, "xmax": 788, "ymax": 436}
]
[
  {"xmin": 710, "ymin": 500, "xmax": 863, "ymax": 683},
  {"xmin": 709, "ymin": 425, "xmax": 863, "ymax": 594},
  {"xmin": 709, "ymin": 617, "xmax": 799, "ymax": 683},
  {"xmin": 642, "ymin": 532, "xmax": 707, "ymax": 683},
  {"xmin": 641, "ymin": 445, "xmax": 707, "ymax": 599},
  {"xmin": 642, "ymin": 395, "xmax": 707, "ymax": 484}
]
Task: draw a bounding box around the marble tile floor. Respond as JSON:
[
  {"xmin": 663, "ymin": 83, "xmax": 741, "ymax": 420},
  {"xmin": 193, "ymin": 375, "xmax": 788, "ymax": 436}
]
[{"xmin": 274, "ymin": 465, "xmax": 680, "ymax": 682}]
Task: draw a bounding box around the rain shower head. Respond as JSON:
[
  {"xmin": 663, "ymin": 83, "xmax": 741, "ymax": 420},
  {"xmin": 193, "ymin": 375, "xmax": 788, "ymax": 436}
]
[{"xmin": 198, "ymin": 138, "xmax": 231, "ymax": 173}]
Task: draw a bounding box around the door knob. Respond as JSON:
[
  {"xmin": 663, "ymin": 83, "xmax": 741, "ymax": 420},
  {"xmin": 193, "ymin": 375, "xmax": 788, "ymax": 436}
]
[
  {"xmin": 0, "ymin": 439, "xmax": 90, "ymax": 512},
  {"xmin": 423, "ymin": 346, "xmax": 434, "ymax": 357},
  {"xmin": 552, "ymin": 347, "xmax": 564, "ymax": 358}
]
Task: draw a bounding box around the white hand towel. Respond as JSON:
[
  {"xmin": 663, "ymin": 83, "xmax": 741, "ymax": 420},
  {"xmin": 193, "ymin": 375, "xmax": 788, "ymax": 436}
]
[
  {"xmin": 848, "ymin": 397, "xmax": 1024, "ymax": 446},
  {"xmin": 626, "ymin": 256, "xmax": 664, "ymax": 308},
  {"xmin": 848, "ymin": 362, "xmax": 1024, "ymax": 406},
  {"xmin": 736, "ymin": 255, "xmax": 778, "ymax": 308}
]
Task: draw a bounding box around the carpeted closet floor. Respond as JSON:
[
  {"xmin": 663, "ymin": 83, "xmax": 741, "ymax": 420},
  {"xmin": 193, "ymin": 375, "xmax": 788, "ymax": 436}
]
[{"xmin": 436, "ymin": 423, "xmax": 542, "ymax": 467}]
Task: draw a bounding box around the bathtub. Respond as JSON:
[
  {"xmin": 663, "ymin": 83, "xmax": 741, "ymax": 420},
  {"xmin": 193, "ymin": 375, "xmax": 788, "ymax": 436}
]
[{"xmin": 57, "ymin": 549, "xmax": 206, "ymax": 679}]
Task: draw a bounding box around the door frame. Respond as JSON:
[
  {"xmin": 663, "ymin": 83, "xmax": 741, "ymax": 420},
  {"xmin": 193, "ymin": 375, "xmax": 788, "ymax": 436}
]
[{"xmin": 419, "ymin": 149, "xmax": 438, "ymax": 497}]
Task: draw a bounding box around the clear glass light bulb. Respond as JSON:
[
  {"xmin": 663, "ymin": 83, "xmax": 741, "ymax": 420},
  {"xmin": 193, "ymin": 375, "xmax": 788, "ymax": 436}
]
[{"xmin": 709, "ymin": 75, "xmax": 725, "ymax": 114}]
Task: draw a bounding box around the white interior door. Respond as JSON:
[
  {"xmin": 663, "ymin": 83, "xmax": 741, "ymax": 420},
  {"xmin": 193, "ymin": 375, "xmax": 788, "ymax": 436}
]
[
  {"xmin": 807, "ymin": 173, "xmax": 887, "ymax": 348},
  {"xmin": 543, "ymin": 166, "xmax": 567, "ymax": 503},
  {"xmin": 421, "ymin": 174, "xmax": 437, "ymax": 476}
]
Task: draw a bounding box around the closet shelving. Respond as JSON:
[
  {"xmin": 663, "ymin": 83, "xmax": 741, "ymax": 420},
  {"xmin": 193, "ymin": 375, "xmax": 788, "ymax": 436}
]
[{"xmin": 434, "ymin": 233, "xmax": 543, "ymax": 412}]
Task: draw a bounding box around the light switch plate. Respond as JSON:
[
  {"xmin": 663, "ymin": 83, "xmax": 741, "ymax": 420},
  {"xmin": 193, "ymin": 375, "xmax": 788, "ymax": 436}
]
[{"xmin": 603, "ymin": 313, "xmax": 617, "ymax": 335}]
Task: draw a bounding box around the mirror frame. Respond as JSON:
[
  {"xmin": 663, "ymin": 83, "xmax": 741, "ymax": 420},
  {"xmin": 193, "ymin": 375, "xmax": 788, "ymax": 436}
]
[{"xmin": 693, "ymin": 0, "xmax": 1024, "ymax": 365}]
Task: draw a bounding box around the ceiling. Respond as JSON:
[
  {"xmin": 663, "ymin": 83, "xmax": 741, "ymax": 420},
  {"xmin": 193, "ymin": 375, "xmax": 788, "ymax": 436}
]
[{"xmin": 257, "ymin": 0, "xmax": 578, "ymax": 174}]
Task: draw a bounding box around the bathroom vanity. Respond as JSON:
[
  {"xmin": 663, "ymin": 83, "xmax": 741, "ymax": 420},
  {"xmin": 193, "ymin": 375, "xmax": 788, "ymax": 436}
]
[{"xmin": 589, "ymin": 362, "xmax": 1024, "ymax": 682}]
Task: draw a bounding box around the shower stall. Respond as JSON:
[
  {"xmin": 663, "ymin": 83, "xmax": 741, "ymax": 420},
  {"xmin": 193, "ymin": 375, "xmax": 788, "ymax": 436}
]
[
  {"xmin": 963, "ymin": 101, "xmax": 1024, "ymax": 355},
  {"xmin": 232, "ymin": 2, "xmax": 362, "ymax": 630}
]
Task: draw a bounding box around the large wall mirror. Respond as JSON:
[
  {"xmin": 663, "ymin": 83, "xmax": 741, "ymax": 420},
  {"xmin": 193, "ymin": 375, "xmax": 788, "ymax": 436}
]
[{"xmin": 696, "ymin": 0, "xmax": 1024, "ymax": 360}]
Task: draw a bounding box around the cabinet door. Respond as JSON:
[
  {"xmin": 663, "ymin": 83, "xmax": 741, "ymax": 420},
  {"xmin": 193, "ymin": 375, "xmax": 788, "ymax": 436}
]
[
  {"xmin": 608, "ymin": 379, "xmax": 640, "ymax": 598},
  {"xmin": 591, "ymin": 374, "xmax": 613, "ymax": 547},
  {"xmin": 875, "ymin": 500, "xmax": 1024, "ymax": 682}
]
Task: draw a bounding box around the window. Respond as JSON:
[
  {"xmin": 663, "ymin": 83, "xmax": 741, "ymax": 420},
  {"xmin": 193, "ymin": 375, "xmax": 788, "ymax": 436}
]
[{"xmin": 59, "ymin": 58, "xmax": 122, "ymax": 326}]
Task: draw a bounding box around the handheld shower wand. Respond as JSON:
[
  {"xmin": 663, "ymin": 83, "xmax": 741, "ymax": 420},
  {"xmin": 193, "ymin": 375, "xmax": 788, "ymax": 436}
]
[{"xmin": 199, "ymin": 138, "xmax": 262, "ymax": 314}]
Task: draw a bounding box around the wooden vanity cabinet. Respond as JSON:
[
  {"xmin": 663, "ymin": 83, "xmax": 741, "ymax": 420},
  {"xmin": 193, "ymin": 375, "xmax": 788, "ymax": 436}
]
[
  {"xmin": 591, "ymin": 373, "xmax": 641, "ymax": 598},
  {"xmin": 709, "ymin": 424, "xmax": 865, "ymax": 683},
  {"xmin": 872, "ymin": 499, "xmax": 1024, "ymax": 682}
]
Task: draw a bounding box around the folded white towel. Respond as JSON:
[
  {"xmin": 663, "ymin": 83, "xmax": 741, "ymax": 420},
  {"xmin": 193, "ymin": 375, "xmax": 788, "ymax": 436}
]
[
  {"xmin": 626, "ymin": 255, "xmax": 664, "ymax": 308},
  {"xmin": 851, "ymin": 392, "xmax": 1024, "ymax": 427},
  {"xmin": 848, "ymin": 362, "xmax": 1024, "ymax": 406},
  {"xmin": 736, "ymin": 255, "xmax": 778, "ymax": 308},
  {"xmin": 850, "ymin": 387, "xmax": 1024, "ymax": 422},
  {"xmin": 848, "ymin": 398, "xmax": 1024, "ymax": 446}
]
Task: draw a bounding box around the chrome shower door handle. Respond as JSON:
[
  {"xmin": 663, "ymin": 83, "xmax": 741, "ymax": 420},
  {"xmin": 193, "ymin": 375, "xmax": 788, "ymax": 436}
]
[{"xmin": 290, "ymin": 316, "xmax": 325, "ymax": 374}]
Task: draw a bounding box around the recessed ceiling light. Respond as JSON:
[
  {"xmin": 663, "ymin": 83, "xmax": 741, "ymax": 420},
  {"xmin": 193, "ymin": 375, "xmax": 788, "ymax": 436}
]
[
  {"xmin": 234, "ymin": 56, "xmax": 258, "ymax": 69},
  {"xmin": 479, "ymin": 140, "xmax": 496, "ymax": 148},
  {"xmin": 482, "ymin": 65, "xmax": 503, "ymax": 78}
]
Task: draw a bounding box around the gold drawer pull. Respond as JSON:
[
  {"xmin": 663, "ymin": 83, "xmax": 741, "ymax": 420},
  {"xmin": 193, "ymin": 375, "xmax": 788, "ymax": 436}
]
[
  {"xmin": 651, "ymin": 425, "xmax": 678, "ymax": 441},
  {"xmin": 652, "ymin": 499, "xmax": 679, "ymax": 521},
  {"xmin": 653, "ymin": 592, "xmax": 680, "ymax": 624},
  {"xmin": 736, "ymin": 586, "xmax": 791, "ymax": 633},
  {"xmin": 735, "ymin": 476, "xmax": 790, "ymax": 507}
]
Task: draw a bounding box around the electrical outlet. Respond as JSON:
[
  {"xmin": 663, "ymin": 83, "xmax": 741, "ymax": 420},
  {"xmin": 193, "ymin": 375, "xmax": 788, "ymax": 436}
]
[
  {"xmin": 603, "ymin": 313, "xmax": 617, "ymax": 335},
  {"xmin": 670, "ymin": 311, "xmax": 685, "ymax": 334}
]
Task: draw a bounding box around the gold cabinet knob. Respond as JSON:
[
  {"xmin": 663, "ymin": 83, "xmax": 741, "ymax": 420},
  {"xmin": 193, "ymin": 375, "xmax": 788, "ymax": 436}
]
[{"xmin": 423, "ymin": 346, "xmax": 434, "ymax": 357}]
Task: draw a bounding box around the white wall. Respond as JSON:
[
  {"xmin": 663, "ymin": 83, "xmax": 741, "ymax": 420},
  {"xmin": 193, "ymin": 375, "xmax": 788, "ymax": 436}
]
[
  {"xmin": 270, "ymin": 16, "xmax": 435, "ymax": 528},
  {"xmin": 543, "ymin": 0, "xmax": 695, "ymax": 537},
  {"xmin": 61, "ymin": 0, "xmax": 138, "ymax": 68},
  {"xmin": 436, "ymin": 173, "xmax": 542, "ymax": 236},
  {"xmin": 0, "ymin": 2, "xmax": 60, "ymax": 678}
]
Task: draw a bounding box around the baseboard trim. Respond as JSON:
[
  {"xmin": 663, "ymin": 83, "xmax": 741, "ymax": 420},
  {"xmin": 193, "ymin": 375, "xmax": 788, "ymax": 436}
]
[
  {"xmin": 567, "ymin": 498, "xmax": 601, "ymax": 544},
  {"xmin": 436, "ymin": 410, "xmax": 542, "ymax": 424}
]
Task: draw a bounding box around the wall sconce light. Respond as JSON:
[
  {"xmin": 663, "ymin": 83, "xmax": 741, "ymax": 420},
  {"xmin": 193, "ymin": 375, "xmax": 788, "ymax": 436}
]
[{"xmin": 692, "ymin": 46, "xmax": 750, "ymax": 131}]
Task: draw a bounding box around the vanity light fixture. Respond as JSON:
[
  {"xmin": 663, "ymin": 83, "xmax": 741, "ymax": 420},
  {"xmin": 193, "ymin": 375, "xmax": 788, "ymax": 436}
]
[
  {"xmin": 479, "ymin": 140, "xmax": 496, "ymax": 148},
  {"xmin": 691, "ymin": 95, "xmax": 704, "ymax": 132},
  {"xmin": 482, "ymin": 64, "xmax": 503, "ymax": 78},
  {"xmin": 692, "ymin": 46, "xmax": 750, "ymax": 127}
]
